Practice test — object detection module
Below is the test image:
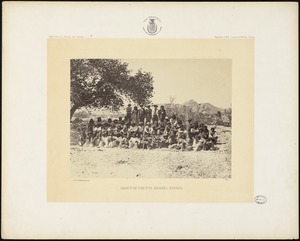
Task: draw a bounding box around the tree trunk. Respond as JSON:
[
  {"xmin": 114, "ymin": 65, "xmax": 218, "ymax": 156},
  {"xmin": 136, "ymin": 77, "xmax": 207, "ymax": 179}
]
[{"xmin": 70, "ymin": 105, "xmax": 78, "ymax": 121}]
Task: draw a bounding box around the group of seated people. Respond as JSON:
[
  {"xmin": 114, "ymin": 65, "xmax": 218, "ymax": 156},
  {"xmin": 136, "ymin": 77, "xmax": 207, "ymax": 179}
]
[{"xmin": 77, "ymin": 116, "xmax": 218, "ymax": 151}]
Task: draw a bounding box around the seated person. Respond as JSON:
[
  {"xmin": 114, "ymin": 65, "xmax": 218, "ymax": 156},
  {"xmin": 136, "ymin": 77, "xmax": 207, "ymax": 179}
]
[
  {"xmin": 120, "ymin": 137, "xmax": 129, "ymax": 149},
  {"xmin": 137, "ymin": 122, "xmax": 144, "ymax": 138},
  {"xmin": 129, "ymin": 133, "xmax": 140, "ymax": 149},
  {"xmin": 78, "ymin": 127, "xmax": 86, "ymax": 146},
  {"xmin": 192, "ymin": 135, "xmax": 205, "ymax": 151},
  {"xmin": 127, "ymin": 123, "xmax": 138, "ymax": 138},
  {"xmin": 99, "ymin": 129, "xmax": 108, "ymax": 147},
  {"xmin": 209, "ymin": 127, "xmax": 218, "ymax": 145},
  {"xmin": 168, "ymin": 129, "xmax": 177, "ymax": 145},
  {"xmin": 144, "ymin": 122, "xmax": 152, "ymax": 137},
  {"xmin": 151, "ymin": 121, "xmax": 159, "ymax": 135}
]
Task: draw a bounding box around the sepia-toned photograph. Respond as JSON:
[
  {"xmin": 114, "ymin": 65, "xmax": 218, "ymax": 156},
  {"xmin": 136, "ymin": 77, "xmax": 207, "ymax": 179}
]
[
  {"xmin": 70, "ymin": 59, "xmax": 232, "ymax": 179},
  {"xmin": 3, "ymin": 2, "xmax": 298, "ymax": 239}
]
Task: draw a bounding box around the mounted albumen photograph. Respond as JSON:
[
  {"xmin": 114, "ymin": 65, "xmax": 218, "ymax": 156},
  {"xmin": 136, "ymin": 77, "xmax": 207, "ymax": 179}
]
[{"xmin": 70, "ymin": 59, "xmax": 232, "ymax": 178}]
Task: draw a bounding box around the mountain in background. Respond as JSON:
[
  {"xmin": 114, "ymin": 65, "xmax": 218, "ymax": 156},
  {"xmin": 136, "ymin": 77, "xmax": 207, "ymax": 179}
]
[
  {"xmin": 182, "ymin": 99, "xmax": 225, "ymax": 113},
  {"xmin": 73, "ymin": 99, "xmax": 228, "ymax": 120},
  {"xmin": 182, "ymin": 99, "xmax": 199, "ymax": 108}
]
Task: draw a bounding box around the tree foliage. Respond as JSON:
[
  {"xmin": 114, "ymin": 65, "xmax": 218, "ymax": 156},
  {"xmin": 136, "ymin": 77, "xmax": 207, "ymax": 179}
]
[{"xmin": 70, "ymin": 59, "xmax": 154, "ymax": 119}]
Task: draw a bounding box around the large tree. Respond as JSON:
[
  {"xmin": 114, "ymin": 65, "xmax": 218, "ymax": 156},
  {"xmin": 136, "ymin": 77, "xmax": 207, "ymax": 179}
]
[{"xmin": 70, "ymin": 59, "xmax": 154, "ymax": 119}]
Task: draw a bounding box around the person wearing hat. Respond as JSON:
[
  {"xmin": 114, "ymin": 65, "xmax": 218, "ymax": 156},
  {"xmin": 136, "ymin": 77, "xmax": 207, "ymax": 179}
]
[
  {"xmin": 152, "ymin": 105, "xmax": 159, "ymax": 123},
  {"xmin": 158, "ymin": 105, "xmax": 166, "ymax": 123}
]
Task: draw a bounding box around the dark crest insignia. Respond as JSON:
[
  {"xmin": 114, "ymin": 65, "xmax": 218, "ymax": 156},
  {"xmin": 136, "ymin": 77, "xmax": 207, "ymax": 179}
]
[
  {"xmin": 147, "ymin": 19, "xmax": 157, "ymax": 34},
  {"xmin": 143, "ymin": 16, "xmax": 162, "ymax": 36}
]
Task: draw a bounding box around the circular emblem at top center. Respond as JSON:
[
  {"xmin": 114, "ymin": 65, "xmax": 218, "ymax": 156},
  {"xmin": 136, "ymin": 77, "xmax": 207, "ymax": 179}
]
[{"xmin": 143, "ymin": 16, "xmax": 162, "ymax": 36}]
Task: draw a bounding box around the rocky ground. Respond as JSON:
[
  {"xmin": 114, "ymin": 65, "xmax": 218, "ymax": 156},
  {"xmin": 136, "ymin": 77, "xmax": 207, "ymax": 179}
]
[{"xmin": 70, "ymin": 126, "xmax": 231, "ymax": 179}]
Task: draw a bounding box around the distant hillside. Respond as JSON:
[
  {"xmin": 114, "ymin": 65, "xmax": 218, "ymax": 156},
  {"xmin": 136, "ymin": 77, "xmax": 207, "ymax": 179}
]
[
  {"xmin": 183, "ymin": 99, "xmax": 199, "ymax": 108},
  {"xmin": 73, "ymin": 99, "xmax": 227, "ymax": 121},
  {"xmin": 182, "ymin": 99, "xmax": 225, "ymax": 113},
  {"xmin": 198, "ymin": 102, "xmax": 225, "ymax": 113}
]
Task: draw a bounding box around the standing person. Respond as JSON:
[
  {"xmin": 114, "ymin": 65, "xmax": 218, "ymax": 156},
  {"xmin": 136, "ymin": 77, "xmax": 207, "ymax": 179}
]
[
  {"xmin": 186, "ymin": 119, "xmax": 194, "ymax": 146},
  {"xmin": 86, "ymin": 119, "xmax": 95, "ymax": 143},
  {"xmin": 152, "ymin": 105, "xmax": 159, "ymax": 123},
  {"xmin": 158, "ymin": 105, "xmax": 166, "ymax": 123},
  {"xmin": 138, "ymin": 104, "xmax": 145, "ymax": 124},
  {"xmin": 126, "ymin": 104, "xmax": 132, "ymax": 122},
  {"xmin": 131, "ymin": 106, "xmax": 139, "ymax": 124},
  {"xmin": 145, "ymin": 105, "xmax": 152, "ymax": 123}
]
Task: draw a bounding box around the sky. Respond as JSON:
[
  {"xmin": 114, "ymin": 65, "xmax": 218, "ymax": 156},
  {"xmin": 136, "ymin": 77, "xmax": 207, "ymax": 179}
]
[{"xmin": 123, "ymin": 59, "xmax": 232, "ymax": 109}]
